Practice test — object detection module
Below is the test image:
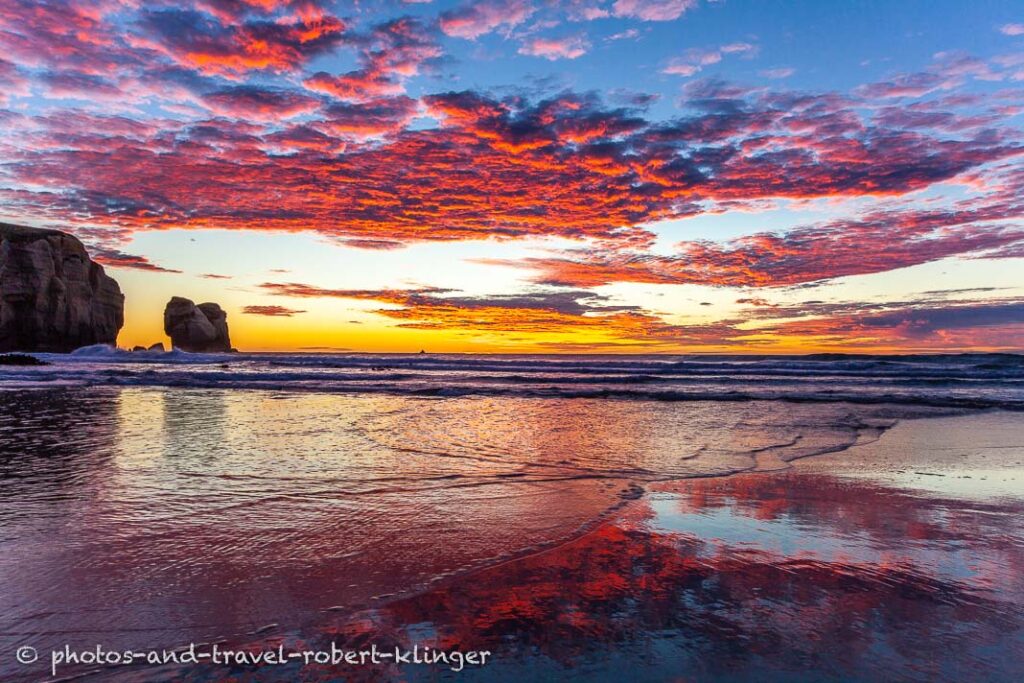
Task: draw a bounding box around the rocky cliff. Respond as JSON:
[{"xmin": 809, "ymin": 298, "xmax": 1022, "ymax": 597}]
[
  {"xmin": 0, "ymin": 223, "xmax": 125, "ymax": 352},
  {"xmin": 164, "ymin": 297, "xmax": 232, "ymax": 352}
]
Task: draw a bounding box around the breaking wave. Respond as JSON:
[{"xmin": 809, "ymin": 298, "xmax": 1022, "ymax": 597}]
[{"xmin": 3, "ymin": 349, "xmax": 1022, "ymax": 410}]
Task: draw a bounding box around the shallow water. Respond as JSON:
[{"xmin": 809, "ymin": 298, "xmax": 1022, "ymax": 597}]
[
  {"xmin": 1, "ymin": 354, "xmax": 1022, "ymax": 680},
  {"xmin": 102, "ymin": 465, "xmax": 1024, "ymax": 682}
]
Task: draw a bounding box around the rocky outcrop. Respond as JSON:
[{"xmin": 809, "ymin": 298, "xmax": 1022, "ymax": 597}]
[
  {"xmin": 164, "ymin": 297, "xmax": 232, "ymax": 352},
  {"xmin": 130, "ymin": 342, "xmax": 166, "ymax": 352},
  {"xmin": 0, "ymin": 223, "xmax": 124, "ymax": 352},
  {"xmin": 0, "ymin": 353, "xmax": 49, "ymax": 366}
]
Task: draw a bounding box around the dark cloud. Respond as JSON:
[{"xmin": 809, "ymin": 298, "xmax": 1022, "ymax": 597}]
[
  {"xmin": 91, "ymin": 247, "xmax": 183, "ymax": 273},
  {"xmin": 202, "ymin": 86, "xmax": 321, "ymax": 119},
  {"xmin": 136, "ymin": 7, "xmax": 345, "ymax": 77}
]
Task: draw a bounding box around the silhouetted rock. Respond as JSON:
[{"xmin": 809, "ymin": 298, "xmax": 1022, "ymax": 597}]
[
  {"xmin": 0, "ymin": 353, "xmax": 49, "ymax": 366},
  {"xmin": 147, "ymin": 342, "xmax": 165, "ymax": 352},
  {"xmin": 131, "ymin": 345, "xmax": 146, "ymax": 352},
  {"xmin": 164, "ymin": 297, "xmax": 232, "ymax": 352},
  {"xmin": 0, "ymin": 223, "xmax": 124, "ymax": 352}
]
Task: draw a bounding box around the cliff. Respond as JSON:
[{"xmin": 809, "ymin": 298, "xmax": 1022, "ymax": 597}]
[{"xmin": 0, "ymin": 223, "xmax": 124, "ymax": 352}]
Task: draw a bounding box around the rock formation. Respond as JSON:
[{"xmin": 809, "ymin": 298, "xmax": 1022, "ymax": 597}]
[
  {"xmin": 164, "ymin": 297, "xmax": 232, "ymax": 352},
  {"xmin": 131, "ymin": 342, "xmax": 166, "ymax": 352},
  {"xmin": 0, "ymin": 223, "xmax": 124, "ymax": 352},
  {"xmin": 0, "ymin": 353, "xmax": 49, "ymax": 366}
]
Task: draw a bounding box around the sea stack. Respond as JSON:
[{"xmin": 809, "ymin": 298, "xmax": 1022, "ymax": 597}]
[
  {"xmin": 164, "ymin": 297, "xmax": 232, "ymax": 352},
  {"xmin": 0, "ymin": 222, "xmax": 125, "ymax": 352}
]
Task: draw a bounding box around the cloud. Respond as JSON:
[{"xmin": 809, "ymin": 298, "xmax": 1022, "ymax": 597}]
[
  {"xmin": 259, "ymin": 282, "xmax": 706, "ymax": 347},
  {"xmin": 999, "ymin": 23, "xmax": 1024, "ymax": 36},
  {"xmin": 242, "ymin": 304, "xmax": 306, "ymax": 316},
  {"xmin": 858, "ymin": 71, "xmax": 950, "ymax": 99},
  {"xmin": 736, "ymin": 297, "xmax": 777, "ymax": 308},
  {"xmin": 91, "ymin": 247, "xmax": 183, "ymax": 273},
  {"xmin": 305, "ymin": 17, "xmax": 441, "ymax": 102},
  {"xmin": 258, "ymin": 283, "xmax": 1024, "ymax": 351},
  {"xmin": 857, "ymin": 52, "xmax": 1014, "ymax": 101},
  {"xmin": 612, "ymin": 0, "xmax": 696, "ymax": 21},
  {"xmin": 663, "ymin": 43, "xmax": 756, "ymax": 77},
  {"xmin": 318, "ymin": 96, "xmax": 419, "ymax": 137},
  {"xmin": 750, "ymin": 299, "xmax": 1024, "ymax": 350},
  {"xmin": 38, "ymin": 71, "xmax": 124, "ymax": 100},
  {"xmin": 135, "ymin": 7, "xmax": 345, "ymax": 77},
  {"xmin": 305, "ymin": 70, "xmax": 406, "ymax": 101},
  {"xmin": 760, "ymin": 67, "xmax": 794, "ymax": 79},
  {"xmin": 0, "ymin": 59, "xmax": 30, "ymax": 104},
  {"xmin": 338, "ymin": 238, "xmax": 406, "ymax": 250},
  {"xmin": 0, "ymin": 0, "xmax": 142, "ymax": 75},
  {"xmin": 202, "ymin": 85, "xmax": 321, "ymax": 119},
  {"xmin": 491, "ymin": 196, "xmax": 1024, "ymax": 288},
  {"xmin": 518, "ymin": 35, "xmax": 590, "ymax": 60},
  {"xmin": 3, "ymin": 82, "xmax": 1020, "ymax": 253},
  {"xmin": 608, "ymin": 28, "xmax": 640, "ymax": 41},
  {"xmin": 440, "ymin": 0, "xmax": 536, "ymax": 39}
]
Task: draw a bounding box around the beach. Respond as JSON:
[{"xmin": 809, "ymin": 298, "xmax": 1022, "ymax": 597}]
[{"xmin": 1, "ymin": 354, "xmax": 1023, "ymax": 681}]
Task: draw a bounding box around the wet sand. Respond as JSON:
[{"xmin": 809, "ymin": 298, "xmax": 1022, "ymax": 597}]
[{"xmin": 108, "ymin": 410, "xmax": 1024, "ymax": 682}]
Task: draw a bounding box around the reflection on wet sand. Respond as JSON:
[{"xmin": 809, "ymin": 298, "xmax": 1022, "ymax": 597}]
[
  {"xmin": 2, "ymin": 388, "xmax": 1022, "ymax": 682},
  {"xmin": 150, "ymin": 462, "xmax": 1024, "ymax": 682}
]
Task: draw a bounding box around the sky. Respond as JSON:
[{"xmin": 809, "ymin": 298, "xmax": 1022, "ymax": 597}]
[{"xmin": 0, "ymin": 0, "xmax": 1022, "ymax": 353}]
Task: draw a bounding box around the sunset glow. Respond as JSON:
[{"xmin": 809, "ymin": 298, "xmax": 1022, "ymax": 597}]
[{"xmin": 1, "ymin": 0, "xmax": 1022, "ymax": 352}]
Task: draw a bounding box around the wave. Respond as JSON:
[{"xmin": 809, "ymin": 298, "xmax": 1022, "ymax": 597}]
[{"xmin": 3, "ymin": 351, "xmax": 1023, "ymax": 410}]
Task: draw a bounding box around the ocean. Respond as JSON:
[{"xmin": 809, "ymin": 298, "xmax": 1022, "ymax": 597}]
[{"xmin": 1, "ymin": 350, "xmax": 1022, "ymax": 681}]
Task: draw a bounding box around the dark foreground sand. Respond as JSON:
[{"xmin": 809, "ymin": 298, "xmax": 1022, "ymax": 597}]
[{"xmin": 84, "ymin": 409, "xmax": 1020, "ymax": 683}]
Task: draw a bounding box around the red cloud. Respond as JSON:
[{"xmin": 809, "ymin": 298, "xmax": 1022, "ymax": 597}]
[
  {"xmin": 4, "ymin": 84, "xmax": 1020, "ymax": 254},
  {"xmin": 497, "ymin": 202, "xmax": 1024, "ymax": 288},
  {"xmin": 305, "ymin": 70, "xmax": 405, "ymax": 101},
  {"xmin": 137, "ymin": 7, "xmax": 345, "ymax": 77}
]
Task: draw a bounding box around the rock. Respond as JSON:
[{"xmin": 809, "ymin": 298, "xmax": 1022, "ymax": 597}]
[
  {"xmin": 131, "ymin": 345, "xmax": 146, "ymax": 352},
  {"xmin": 0, "ymin": 353, "xmax": 49, "ymax": 366},
  {"xmin": 1, "ymin": 223, "xmax": 124, "ymax": 352},
  {"xmin": 164, "ymin": 297, "xmax": 232, "ymax": 352},
  {"xmin": 147, "ymin": 342, "xmax": 165, "ymax": 352}
]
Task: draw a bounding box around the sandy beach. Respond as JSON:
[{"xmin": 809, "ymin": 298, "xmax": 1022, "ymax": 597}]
[
  {"xmin": 266, "ymin": 410, "xmax": 1024, "ymax": 682},
  {"xmin": 5, "ymin": 401, "xmax": 1019, "ymax": 682}
]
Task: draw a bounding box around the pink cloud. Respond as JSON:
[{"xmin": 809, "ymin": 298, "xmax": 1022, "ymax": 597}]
[
  {"xmin": 0, "ymin": 59, "xmax": 30, "ymax": 104},
  {"xmin": 663, "ymin": 44, "xmax": 755, "ymax": 76},
  {"xmin": 305, "ymin": 17, "xmax": 440, "ymax": 102},
  {"xmin": 999, "ymin": 23, "xmax": 1024, "ymax": 36},
  {"xmin": 612, "ymin": 0, "xmax": 696, "ymax": 21},
  {"xmin": 440, "ymin": 0, "xmax": 535, "ymax": 39},
  {"xmin": 760, "ymin": 67, "xmax": 795, "ymax": 79},
  {"xmin": 518, "ymin": 35, "xmax": 590, "ymax": 60}
]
